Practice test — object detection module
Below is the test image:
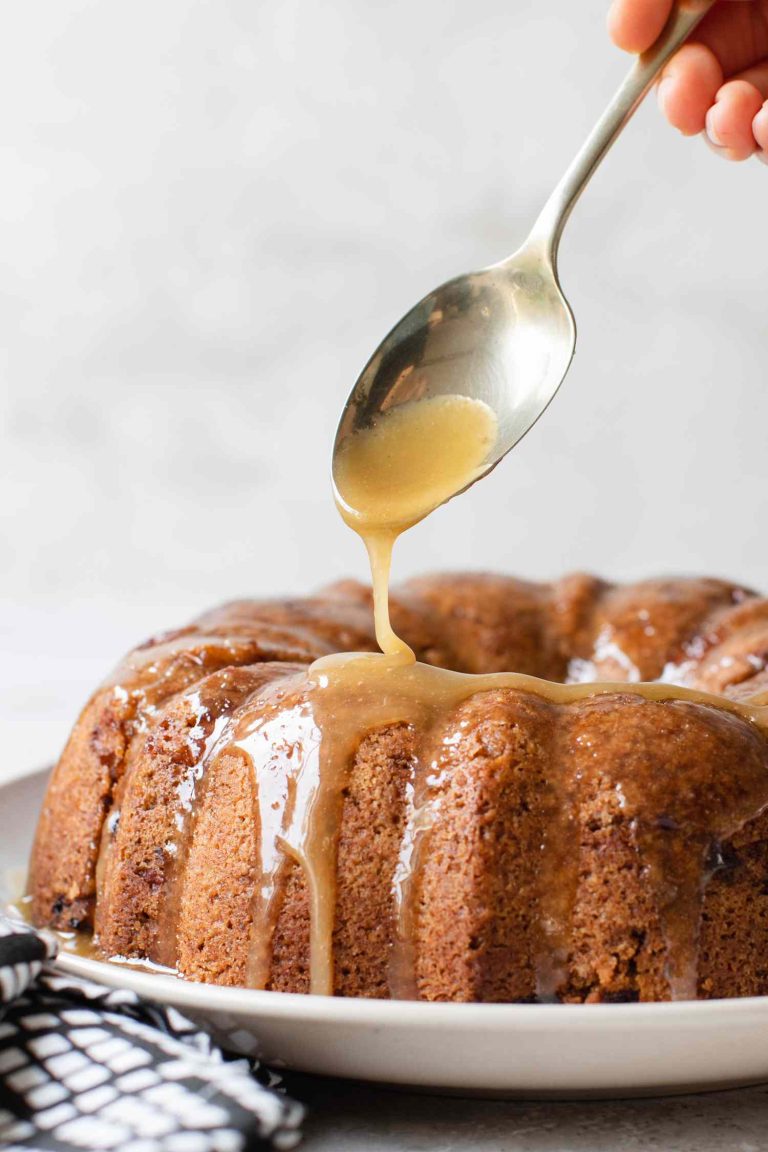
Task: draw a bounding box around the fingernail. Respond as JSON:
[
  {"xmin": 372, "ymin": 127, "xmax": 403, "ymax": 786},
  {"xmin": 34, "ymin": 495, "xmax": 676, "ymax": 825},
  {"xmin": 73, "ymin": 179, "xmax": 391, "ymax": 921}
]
[
  {"xmin": 753, "ymin": 100, "xmax": 768, "ymax": 136},
  {"xmin": 705, "ymin": 107, "xmax": 724, "ymax": 148}
]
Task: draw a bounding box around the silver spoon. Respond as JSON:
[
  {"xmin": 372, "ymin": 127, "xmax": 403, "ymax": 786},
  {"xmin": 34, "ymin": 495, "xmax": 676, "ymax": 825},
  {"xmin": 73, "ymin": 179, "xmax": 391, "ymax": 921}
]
[{"xmin": 334, "ymin": 0, "xmax": 715, "ymax": 481}]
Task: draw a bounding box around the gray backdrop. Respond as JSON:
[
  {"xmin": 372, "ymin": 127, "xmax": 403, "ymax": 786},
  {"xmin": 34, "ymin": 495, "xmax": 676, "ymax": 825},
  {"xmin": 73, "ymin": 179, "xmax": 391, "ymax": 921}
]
[{"xmin": 1, "ymin": 0, "xmax": 766, "ymax": 771}]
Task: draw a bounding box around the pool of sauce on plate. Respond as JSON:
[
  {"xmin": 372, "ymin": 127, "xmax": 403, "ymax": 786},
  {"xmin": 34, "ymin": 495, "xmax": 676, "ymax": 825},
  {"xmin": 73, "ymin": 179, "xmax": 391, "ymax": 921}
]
[{"xmin": 11, "ymin": 896, "xmax": 177, "ymax": 976}]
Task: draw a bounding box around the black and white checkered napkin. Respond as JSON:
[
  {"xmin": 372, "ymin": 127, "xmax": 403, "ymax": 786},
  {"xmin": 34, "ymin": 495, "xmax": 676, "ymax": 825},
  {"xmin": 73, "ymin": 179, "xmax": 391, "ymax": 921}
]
[{"xmin": 0, "ymin": 913, "xmax": 303, "ymax": 1151}]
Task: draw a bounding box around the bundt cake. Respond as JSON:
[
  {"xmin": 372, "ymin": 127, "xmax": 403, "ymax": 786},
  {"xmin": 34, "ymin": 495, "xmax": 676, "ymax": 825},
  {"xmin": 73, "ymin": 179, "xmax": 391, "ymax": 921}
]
[{"xmin": 28, "ymin": 572, "xmax": 768, "ymax": 1003}]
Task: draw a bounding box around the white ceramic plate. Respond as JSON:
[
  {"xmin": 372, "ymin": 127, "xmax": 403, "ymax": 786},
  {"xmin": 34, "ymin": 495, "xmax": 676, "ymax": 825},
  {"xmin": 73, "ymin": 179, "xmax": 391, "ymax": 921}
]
[{"xmin": 5, "ymin": 765, "xmax": 768, "ymax": 1099}]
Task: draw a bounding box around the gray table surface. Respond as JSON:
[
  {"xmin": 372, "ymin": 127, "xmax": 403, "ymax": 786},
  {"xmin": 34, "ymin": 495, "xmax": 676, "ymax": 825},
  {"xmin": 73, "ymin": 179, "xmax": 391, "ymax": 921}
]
[{"xmin": 287, "ymin": 1075, "xmax": 768, "ymax": 1150}]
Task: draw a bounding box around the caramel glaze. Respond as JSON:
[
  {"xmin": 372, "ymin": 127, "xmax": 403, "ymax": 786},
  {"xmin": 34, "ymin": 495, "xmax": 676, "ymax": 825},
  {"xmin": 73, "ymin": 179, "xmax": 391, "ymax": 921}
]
[{"xmin": 11, "ymin": 897, "xmax": 175, "ymax": 978}]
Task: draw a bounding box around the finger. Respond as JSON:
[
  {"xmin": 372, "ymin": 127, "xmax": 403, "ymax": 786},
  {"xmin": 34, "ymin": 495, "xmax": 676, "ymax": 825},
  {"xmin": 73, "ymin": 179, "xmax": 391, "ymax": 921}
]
[
  {"xmin": 751, "ymin": 98, "xmax": 768, "ymax": 161},
  {"xmin": 608, "ymin": 0, "xmax": 674, "ymax": 53},
  {"xmin": 733, "ymin": 58, "xmax": 768, "ymax": 158},
  {"xmin": 705, "ymin": 78, "xmax": 766, "ymax": 159},
  {"xmin": 657, "ymin": 43, "xmax": 724, "ymax": 134}
]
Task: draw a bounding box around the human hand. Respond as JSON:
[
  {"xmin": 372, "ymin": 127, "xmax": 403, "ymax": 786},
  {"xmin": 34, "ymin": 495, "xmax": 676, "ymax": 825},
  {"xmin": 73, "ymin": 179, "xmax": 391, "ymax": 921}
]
[{"xmin": 608, "ymin": 0, "xmax": 768, "ymax": 160}]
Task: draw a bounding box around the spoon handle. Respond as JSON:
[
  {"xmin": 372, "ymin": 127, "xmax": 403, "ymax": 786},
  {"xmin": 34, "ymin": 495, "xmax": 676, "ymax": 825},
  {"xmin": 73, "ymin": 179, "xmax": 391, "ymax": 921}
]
[{"xmin": 529, "ymin": 0, "xmax": 717, "ymax": 262}]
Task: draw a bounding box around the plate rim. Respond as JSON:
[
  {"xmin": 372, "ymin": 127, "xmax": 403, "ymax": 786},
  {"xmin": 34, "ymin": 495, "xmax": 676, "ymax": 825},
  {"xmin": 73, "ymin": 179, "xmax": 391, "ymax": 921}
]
[{"xmin": 51, "ymin": 950, "xmax": 768, "ymax": 1029}]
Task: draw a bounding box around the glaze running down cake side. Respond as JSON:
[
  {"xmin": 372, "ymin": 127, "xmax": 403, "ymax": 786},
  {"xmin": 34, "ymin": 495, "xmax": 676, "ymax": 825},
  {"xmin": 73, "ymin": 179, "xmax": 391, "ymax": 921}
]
[{"xmin": 28, "ymin": 572, "xmax": 768, "ymax": 1002}]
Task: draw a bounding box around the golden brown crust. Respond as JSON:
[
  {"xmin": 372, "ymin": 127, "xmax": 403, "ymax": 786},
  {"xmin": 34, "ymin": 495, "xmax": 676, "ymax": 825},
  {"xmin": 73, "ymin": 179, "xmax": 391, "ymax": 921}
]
[
  {"xmin": 413, "ymin": 691, "xmax": 552, "ymax": 1002},
  {"xmin": 174, "ymin": 745, "xmax": 260, "ymax": 987},
  {"xmin": 398, "ymin": 573, "xmax": 562, "ymax": 676},
  {"xmin": 331, "ymin": 725, "xmax": 415, "ymax": 998},
  {"xmin": 96, "ymin": 664, "xmax": 302, "ymax": 965},
  {"xmin": 698, "ymin": 808, "xmax": 768, "ymax": 998},
  {"xmin": 29, "ymin": 690, "xmax": 133, "ymax": 932}
]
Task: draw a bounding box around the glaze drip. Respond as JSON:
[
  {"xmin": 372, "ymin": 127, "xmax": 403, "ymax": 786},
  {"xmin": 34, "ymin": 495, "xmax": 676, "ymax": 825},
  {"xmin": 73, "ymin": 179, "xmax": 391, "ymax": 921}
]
[{"xmin": 333, "ymin": 393, "xmax": 498, "ymax": 656}]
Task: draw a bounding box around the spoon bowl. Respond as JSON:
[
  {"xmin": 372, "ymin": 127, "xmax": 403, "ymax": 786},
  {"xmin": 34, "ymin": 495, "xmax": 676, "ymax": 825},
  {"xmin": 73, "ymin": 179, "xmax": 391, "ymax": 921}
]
[
  {"xmin": 334, "ymin": 240, "xmax": 575, "ymax": 479},
  {"xmin": 334, "ymin": 0, "xmax": 715, "ymax": 483}
]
